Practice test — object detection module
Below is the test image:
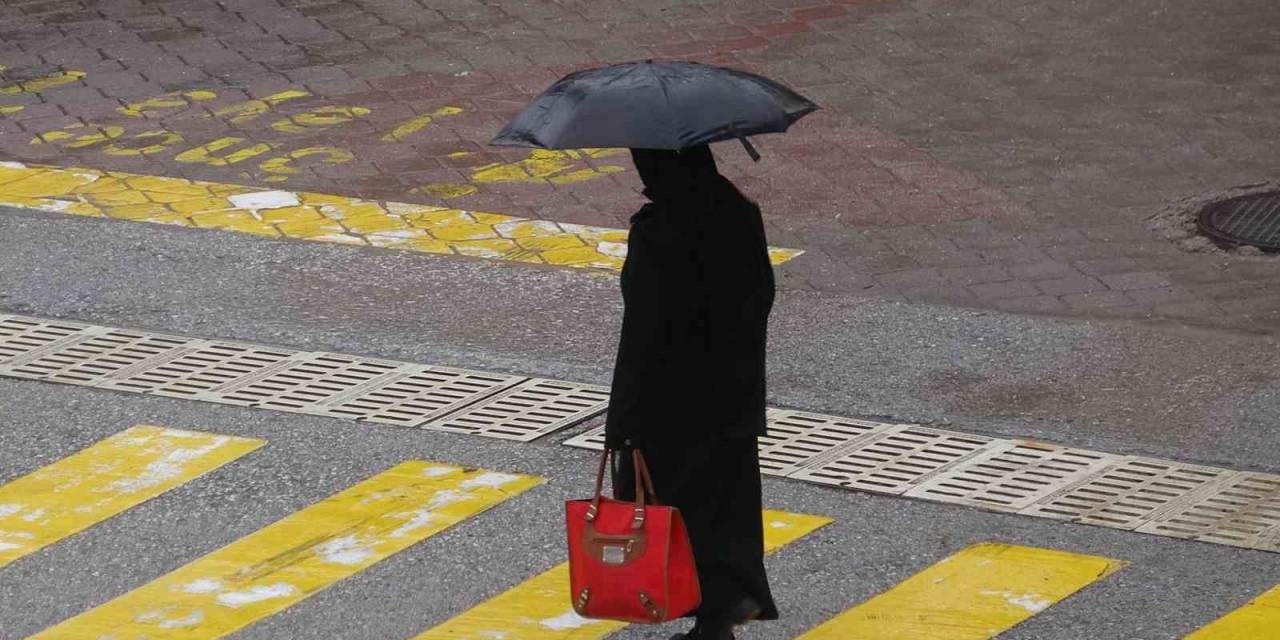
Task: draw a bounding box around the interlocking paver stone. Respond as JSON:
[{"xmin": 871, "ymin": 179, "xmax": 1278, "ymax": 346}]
[{"xmin": 0, "ymin": 0, "xmax": 1277, "ymax": 332}]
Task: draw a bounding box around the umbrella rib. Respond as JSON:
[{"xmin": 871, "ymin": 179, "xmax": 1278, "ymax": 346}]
[{"xmin": 651, "ymin": 63, "xmax": 679, "ymax": 150}]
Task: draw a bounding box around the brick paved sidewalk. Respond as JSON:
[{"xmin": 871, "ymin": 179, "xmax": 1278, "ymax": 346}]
[{"xmin": 1, "ymin": 0, "xmax": 1278, "ymax": 333}]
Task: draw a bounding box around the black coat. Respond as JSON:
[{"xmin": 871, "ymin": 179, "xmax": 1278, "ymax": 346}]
[{"xmin": 605, "ymin": 150, "xmax": 775, "ymax": 448}]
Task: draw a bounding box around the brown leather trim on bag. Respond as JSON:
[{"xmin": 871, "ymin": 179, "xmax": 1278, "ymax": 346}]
[
  {"xmin": 639, "ymin": 591, "xmax": 666, "ymax": 621},
  {"xmin": 581, "ymin": 523, "xmax": 648, "ymax": 567},
  {"xmin": 580, "ymin": 448, "xmax": 664, "ymax": 567}
]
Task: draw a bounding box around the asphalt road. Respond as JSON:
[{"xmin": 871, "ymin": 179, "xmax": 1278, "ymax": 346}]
[{"xmin": 2, "ymin": 204, "xmax": 1279, "ymax": 639}]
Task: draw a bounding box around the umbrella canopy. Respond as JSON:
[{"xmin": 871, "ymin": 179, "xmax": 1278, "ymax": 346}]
[{"xmin": 490, "ymin": 60, "xmax": 818, "ymax": 160}]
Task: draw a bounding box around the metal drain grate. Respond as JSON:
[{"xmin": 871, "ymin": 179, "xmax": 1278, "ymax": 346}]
[
  {"xmin": 562, "ymin": 424, "xmax": 607, "ymax": 451},
  {"xmin": 790, "ymin": 425, "xmax": 998, "ymax": 495},
  {"xmin": 1019, "ymin": 456, "xmax": 1237, "ymax": 530},
  {"xmin": 560, "ymin": 409, "xmax": 898, "ymax": 477},
  {"xmin": 316, "ymin": 365, "xmax": 521, "ymax": 427},
  {"xmin": 95, "ymin": 340, "xmax": 303, "ymax": 398},
  {"xmin": 1137, "ymin": 472, "xmax": 1280, "ymax": 551},
  {"xmin": 903, "ymin": 441, "xmax": 1119, "ymax": 512},
  {"xmin": 420, "ymin": 378, "xmax": 610, "ymax": 441},
  {"xmin": 200, "ymin": 352, "xmax": 415, "ymax": 412},
  {"xmin": 0, "ymin": 316, "xmax": 98, "ymax": 367},
  {"xmin": 758, "ymin": 409, "xmax": 896, "ymax": 477},
  {"xmin": 1198, "ymin": 191, "xmax": 1280, "ymax": 251},
  {"xmin": 0, "ymin": 328, "xmax": 196, "ymax": 386}
]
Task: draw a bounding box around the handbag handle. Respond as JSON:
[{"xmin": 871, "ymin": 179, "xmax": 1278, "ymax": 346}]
[{"xmin": 586, "ymin": 448, "xmax": 659, "ymax": 529}]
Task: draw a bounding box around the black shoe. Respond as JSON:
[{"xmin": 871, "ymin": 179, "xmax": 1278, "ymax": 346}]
[{"xmin": 723, "ymin": 596, "xmax": 763, "ymax": 625}]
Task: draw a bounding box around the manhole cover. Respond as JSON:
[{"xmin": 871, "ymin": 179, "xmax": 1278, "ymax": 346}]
[{"xmin": 1197, "ymin": 191, "xmax": 1280, "ymax": 251}]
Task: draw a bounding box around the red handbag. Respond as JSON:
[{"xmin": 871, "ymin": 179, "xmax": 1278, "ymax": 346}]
[{"xmin": 566, "ymin": 449, "xmax": 701, "ymax": 623}]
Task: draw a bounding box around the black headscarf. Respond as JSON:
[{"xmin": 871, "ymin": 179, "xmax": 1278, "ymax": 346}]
[{"xmin": 630, "ymin": 146, "xmax": 722, "ymax": 204}]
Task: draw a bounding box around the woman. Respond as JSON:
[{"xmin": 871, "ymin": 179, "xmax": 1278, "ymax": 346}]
[{"xmin": 606, "ymin": 145, "xmax": 777, "ymax": 640}]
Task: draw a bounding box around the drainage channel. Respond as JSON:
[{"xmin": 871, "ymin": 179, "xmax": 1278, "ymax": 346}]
[
  {"xmin": 0, "ymin": 314, "xmax": 609, "ymax": 442},
  {"xmin": 3, "ymin": 313, "xmax": 1279, "ymax": 554},
  {"xmin": 566, "ymin": 415, "xmax": 1280, "ymax": 554}
]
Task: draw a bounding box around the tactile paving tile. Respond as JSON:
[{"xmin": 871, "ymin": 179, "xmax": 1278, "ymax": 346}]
[
  {"xmin": 790, "ymin": 425, "xmax": 1000, "ymax": 495},
  {"xmin": 1136, "ymin": 471, "xmax": 1280, "ymax": 552},
  {"xmin": 421, "ymin": 378, "xmax": 610, "ymax": 441},
  {"xmin": 0, "ymin": 328, "xmax": 196, "ymax": 386},
  {"xmin": 1019, "ymin": 456, "xmax": 1238, "ymax": 530},
  {"xmin": 0, "ymin": 316, "xmax": 99, "ymax": 367},
  {"xmin": 316, "ymin": 365, "xmax": 523, "ymax": 427},
  {"xmin": 902, "ymin": 441, "xmax": 1120, "ymax": 512},
  {"xmin": 758, "ymin": 409, "xmax": 897, "ymax": 477}
]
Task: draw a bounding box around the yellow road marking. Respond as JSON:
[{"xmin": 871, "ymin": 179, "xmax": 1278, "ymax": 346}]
[
  {"xmin": 0, "ymin": 70, "xmax": 85, "ymax": 96},
  {"xmin": 1185, "ymin": 585, "xmax": 1280, "ymax": 639},
  {"xmin": 118, "ymin": 90, "xmax": 218, "ymax": 118},
  {"xmin": 259, "ymin": 146, "xmax": 355, "ymax": 182},
  {"xmin": 0, "ymin": 105, "xmax": 22, "ymax": 115},
  {"xmin": 175, "ymin": 137, "xmax": 277, "ymax": 166},
  {"xmin": 380, "ymin": 106, "xmax": 464, "ymax": 142},
  {"xmin": 0, "ymin": 425, "xmax": 263, "ymax": 568},
  {"xmin": 270, "ymin": 105, "xmax": 371, "ymax": 134},
  {"xmin": 410, "ymin": 509, "xmax": 831, "ymax": 639},
  {"xmin": 0, "ymin": 162, "xmax": 805, "ymax": 270},
  {"xmin": 471, "ymin": 148, "xmax": 626, "ymax": 186},
  {"xmin": 211, "ymin": 89, "xmax": 311, "ymax": 124},
  {"xmin": 797, "ymin": 542, "xmax": 1125, "ymax": 640},
  {"xmin": 31, "ymin": 462, "xmax": 543, "ymax": 639}
]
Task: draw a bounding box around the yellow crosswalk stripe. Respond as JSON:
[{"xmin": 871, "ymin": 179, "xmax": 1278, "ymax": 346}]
[
  {"xmin": 30, "ymin": 462, "xmax": 543, "ymax": 640},
  {"xmin": 410, "ymin": 509, "xmax": 831, "ymax": 640},
  {"xmin": 796, "ymin": 542, "xmax": 1126, "ymax": 640},
  {"xmin": 0, "ymin": 425, "xmax": 263, "ymax": 568},
  {"xmin": 1185, "ymin": 585, "xmax": 1280, "ymax": 639}
]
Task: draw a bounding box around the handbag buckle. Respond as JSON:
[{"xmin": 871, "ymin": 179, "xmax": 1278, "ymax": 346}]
[{"xmin": 601, "ymin": 545, "xmax": 626, "ymax": 565}]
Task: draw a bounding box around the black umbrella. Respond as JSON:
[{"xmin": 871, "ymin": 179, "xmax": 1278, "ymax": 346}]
[{"xmin": 490, "ymin": 60, "xmax": 818, "ymax": 161}]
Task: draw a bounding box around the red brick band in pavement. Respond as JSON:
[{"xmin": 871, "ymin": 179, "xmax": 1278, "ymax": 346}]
[{"xmin": 1, "ymin": 0, "xmax": 1278, "ymax": 333}]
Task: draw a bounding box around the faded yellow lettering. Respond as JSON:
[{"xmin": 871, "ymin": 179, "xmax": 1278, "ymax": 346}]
[
  {"xmin": 103, "ymin": 129, "xmax": 186, "ymax": 156},
  {"xmin": 260, "ymin": 146, "xmax": 355, "ymax": 182},
  {"xmin": 414, "ymin": 183, "xmax": 478, "ymax": 199},
  {"xmin": 379, "ymin": 106, "xmax": 464, "ymax": 142},
  {"xmin": 0, "ymin": 70, "xmax": 85, "ymax": 96},
  {"xmin": 30, "ymin": 124, "xmax": 125, "ymax": 148},
  {"xmin": 212, "ymin": 89, "xmax": 311, "ymax": 124},
  {"xmin": 175, "ymin": 137, "xmax": 276, "ymax": 166},
  {"xmin": 270, "ymin": 105, "xmax": 371, "ymax": 134},
  {"xmin": 117, "ymin": 90, "xmax": 217, "ymax": 118},
  {"xmin": 0, "ymin": 105, "xmax": 23, "ymax": 115},
  {"xmin": 471, "ymin": 148, "xmax": 626, "ymax": 184}
]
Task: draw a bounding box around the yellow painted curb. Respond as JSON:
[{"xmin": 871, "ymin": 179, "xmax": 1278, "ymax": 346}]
[{"xmin": 0, "ymin": 161, "xmax": 805, "ymax": 271}]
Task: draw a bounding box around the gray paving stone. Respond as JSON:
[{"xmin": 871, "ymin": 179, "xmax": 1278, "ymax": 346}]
[
  {"xmin": 994, "ymin": 295, "xmax": 1069, "ymax": 314},
  {"xmin": 967, "ymin": 280, "xmax": 1039, "ymax": 301},
  {"xmin": 1035, "ymin": 275, "xmax": 1107, "ymax": 297},
  {"xmin": 1100, "ymin": 271, "xmax": 1174, "ymax": 291}
]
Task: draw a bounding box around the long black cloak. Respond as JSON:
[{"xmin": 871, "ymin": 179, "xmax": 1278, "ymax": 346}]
[{"xmin": 604, "ymin": 146, "xmax": 775, "ymax": 449}]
